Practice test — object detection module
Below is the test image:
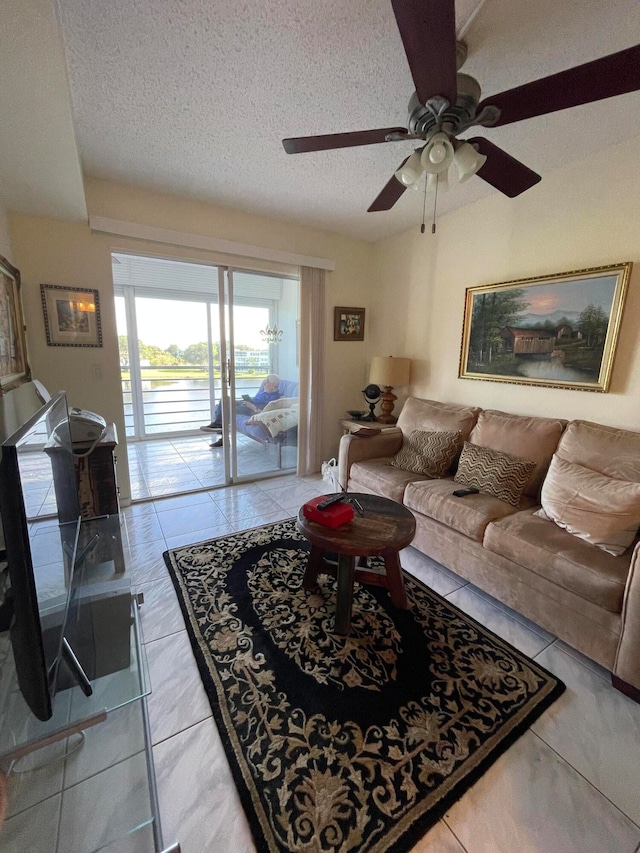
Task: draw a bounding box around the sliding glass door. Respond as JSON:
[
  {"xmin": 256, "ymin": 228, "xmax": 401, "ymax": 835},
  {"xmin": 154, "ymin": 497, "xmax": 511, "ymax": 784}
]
[
  {"xmin": 226, "ymin": 269, "xmax": 300, "ymax": 480},
  {"xmin": 113, "ymin": 253, "xmax": 299, "ymax": 497}
]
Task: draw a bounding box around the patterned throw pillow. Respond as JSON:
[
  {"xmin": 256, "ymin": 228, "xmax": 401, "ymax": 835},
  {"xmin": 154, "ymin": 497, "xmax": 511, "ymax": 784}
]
[
  {"xmin": 390, "ymin": 430, "xmax": 463, "ymax": 477},
  {"xmin": 454, "ymin": 442, "xmax": 536, "ymax": 507},
  {"xmin": 247, "ymin": 406, "xmax": 299, "ymax": 438}
]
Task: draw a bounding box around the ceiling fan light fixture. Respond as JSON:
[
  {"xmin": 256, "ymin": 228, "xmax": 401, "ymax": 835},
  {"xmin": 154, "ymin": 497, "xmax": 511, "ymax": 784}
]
[
  {"xmin": 421, "ymin": 132, "xmax": 454, "ymax": 174},
  {"xmin": 454, "ymin": 141, "xmax": 487, "ymax": 183},
  {"xmin": 426, "ymin": 170, "xmax": 449, "ymax": 193},
  {"xmin": 395, "ymin": 148, "xmax": 425, "ymax": 186}
]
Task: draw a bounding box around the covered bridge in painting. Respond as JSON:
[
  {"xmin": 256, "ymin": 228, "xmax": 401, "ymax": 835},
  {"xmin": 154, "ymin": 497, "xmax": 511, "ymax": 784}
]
[{"xmin": 500, "ymin": 326, "xmax": 557, "ymax": 356}]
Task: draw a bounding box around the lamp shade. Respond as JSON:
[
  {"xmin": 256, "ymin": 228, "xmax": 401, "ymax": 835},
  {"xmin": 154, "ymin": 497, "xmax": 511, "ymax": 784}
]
[{"xmin": 369, "ymin": 356, "xmax": 411, "ymax": 388}]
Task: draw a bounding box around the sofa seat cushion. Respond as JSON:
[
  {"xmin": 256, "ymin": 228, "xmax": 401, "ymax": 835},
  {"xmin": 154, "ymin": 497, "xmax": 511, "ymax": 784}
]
[
  {"xmin": 349, "ymin": 458, "xmax": 432, "ymax": 503},
  {"xmin": 404, "ymin": 478, "xmax": 534, "ymax": 542},
  {"xmin": 468, "ymin": 409, "xmax": 566, "ymax": 498},
  {"xmin": 484, "ymin": 508, "xmax": 633, "ymax": 613}
]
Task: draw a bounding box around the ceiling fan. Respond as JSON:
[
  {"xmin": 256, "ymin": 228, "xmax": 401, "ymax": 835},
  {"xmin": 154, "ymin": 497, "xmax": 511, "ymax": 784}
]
[{"xmin": 282, "ymin": 0, "xmax": 640, "ymax": 213}]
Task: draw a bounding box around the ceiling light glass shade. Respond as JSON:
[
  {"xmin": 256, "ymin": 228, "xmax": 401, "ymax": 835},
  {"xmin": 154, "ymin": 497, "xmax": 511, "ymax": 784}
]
[
  {"xmin": 421, "ymin": 132, "xmax": 454, "ymax": 174},
  {"xmin": 454, "ymin": 141, "xmax": 487, "ymax": 183},
  {"xmin": 395, "ymin": 148, "xmax": 425, "ymax": 186},
  {"xmin": 426, "ymin": 170, "xmax": 449, "ymax": 193}
]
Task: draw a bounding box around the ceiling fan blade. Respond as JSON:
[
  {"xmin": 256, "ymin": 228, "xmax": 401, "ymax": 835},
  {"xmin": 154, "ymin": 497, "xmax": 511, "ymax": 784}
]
[
  {"xmin": 283, "ymin": 128, "xmax": 409, "ymax": 154},
  {"xmin": 467, "ymin": 138, "xmax": 541, "ymax": 197},
  {"xmin": 478, "ymin": 44, "xmax": 640, "ymax": 127},
  {"xmin": 368, "ymin": 161, "xmax": 409, "ymax": 212},
  {"xmin": 391, "ymin": 0, "xmax": 457, "ymax": 105}
]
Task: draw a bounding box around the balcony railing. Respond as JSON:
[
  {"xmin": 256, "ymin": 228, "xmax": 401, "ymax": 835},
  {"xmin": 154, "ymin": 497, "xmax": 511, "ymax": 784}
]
[{"xmin": 121, "ymin": 366, "xmax": 265, "ymax": 438}]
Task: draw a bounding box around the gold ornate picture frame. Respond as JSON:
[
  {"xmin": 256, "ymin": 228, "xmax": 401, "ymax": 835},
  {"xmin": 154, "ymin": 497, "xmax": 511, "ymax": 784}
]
[
  {"xmin": 41, "ymin": 284, "xmax": 103, "ymax": 348},
  {"xmin": 0, "ymin": 255, "xmax": 29, "ymax": 390},
  {"xmin": 459, "ymin": 262, "xmax": 632, "ymax": 392}
]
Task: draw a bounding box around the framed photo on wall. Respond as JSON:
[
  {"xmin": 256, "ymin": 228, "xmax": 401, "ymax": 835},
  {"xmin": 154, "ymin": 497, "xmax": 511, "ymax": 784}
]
[
  {"xmin": 459, "ymin": 262, "xmax": 632, "ymax": 392},
  {"xmin": 334, "ymin": 306, "xmax": 365, "ymax": 341},
  {"xmin": 41, "ymin": 284, "xmax": 103, "ymax": 348},
  {"xmin": 0, "ymin": 255, "xmax": 29, "ymax": 389}
]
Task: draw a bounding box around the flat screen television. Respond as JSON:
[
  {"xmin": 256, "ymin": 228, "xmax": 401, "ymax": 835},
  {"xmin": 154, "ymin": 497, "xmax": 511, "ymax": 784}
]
[{"xmin": 0, "ymin": 391, "xmax": 86, "ymax": 721}]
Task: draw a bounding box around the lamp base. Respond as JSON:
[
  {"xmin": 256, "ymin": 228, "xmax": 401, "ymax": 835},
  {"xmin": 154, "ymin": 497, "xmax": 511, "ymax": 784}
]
[{"xmin": 376, "ymin": 387, "xmax": 398, "ymax": 424}]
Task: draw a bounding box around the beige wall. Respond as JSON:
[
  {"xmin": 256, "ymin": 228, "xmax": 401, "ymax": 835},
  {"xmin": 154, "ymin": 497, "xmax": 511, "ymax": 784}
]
[
  {"xmin": 372, "ymin": 135, "xmax": 640, "ymax": 432},
  {"xmin": 0, "ymin": 202, "xmax": 12, "ymax": 260},
  {"xmin": 10, "ymin": 134, "xmax": 639, "ymax": 506},
  {"xmin": 9, "ymin": 180, "xmax": 376, "ymax": 499}
]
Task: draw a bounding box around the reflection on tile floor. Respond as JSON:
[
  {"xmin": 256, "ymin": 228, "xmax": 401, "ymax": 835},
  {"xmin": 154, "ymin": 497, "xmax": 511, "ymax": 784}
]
[
  {"xmin": 126, "ymin": 433, "xmax": 297, "ymax": 500},
  {"xmin": 4, "ymin": 473, "xmax": 640, "ymax": 853}
]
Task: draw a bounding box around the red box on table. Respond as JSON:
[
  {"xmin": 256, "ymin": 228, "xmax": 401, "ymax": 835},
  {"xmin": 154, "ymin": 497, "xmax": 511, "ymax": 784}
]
[{"xmin": 302, "ymin": 495, "xmax": 354, "ymax": 528}]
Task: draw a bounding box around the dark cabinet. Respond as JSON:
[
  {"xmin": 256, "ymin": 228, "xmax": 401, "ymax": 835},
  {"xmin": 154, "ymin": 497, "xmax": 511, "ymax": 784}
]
[{"xmin": 73, "ymin": 422, "xmax": 120, "ymax": 518}]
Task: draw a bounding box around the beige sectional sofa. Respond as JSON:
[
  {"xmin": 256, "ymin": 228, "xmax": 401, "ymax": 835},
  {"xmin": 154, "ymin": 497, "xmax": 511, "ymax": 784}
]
[{"xmin": 338, "ymin": 397, "xmax": 640, "ymax": 695}]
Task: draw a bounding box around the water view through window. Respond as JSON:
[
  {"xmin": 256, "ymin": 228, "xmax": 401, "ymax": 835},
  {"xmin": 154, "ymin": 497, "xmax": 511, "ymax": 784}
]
[{"xmin": 112, "ymin": 253, "xmax": 300, "ymax": 492}]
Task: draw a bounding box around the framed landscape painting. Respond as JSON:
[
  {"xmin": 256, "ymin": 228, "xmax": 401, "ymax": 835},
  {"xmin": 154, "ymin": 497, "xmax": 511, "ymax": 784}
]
[
  {"xmin": 459, "ymin": 262, "xmax": 632, "ymax": 392},
  {"xmin": 0, "ymin": 255, "xmax": 28, "ymax": 390}
]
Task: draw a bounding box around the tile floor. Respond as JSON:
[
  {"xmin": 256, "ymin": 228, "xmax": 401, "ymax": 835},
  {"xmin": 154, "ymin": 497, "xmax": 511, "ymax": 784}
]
[
  {"xmin": 126, "ymin": 434, "xmax": 297, "ymax": 500},
  {"xmin": 3, "ymin": 473, "xmax": 640, "ymax": 852}
]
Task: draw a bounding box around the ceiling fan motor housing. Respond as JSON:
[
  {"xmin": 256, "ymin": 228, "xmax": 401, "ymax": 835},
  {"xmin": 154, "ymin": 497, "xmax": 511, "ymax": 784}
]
[{"xmin": 407, "ymin": 72, "xmax": 483, "ymax": 140}]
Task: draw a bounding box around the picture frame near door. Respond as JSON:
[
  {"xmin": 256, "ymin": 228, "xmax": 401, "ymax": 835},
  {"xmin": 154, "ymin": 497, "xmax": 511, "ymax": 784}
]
[
  {"xmin": 0, "ymin": 254, "xmax": 29, "ymax": 390},
  {"xmin": 41, "ymin": 284, "xmax": 103, "ymax": 348},
  {"xmin": 459, "ymin": 262, "xmax": 632, "ymax": 392},
  {"xmin": 334, "ymin": 306, "xmax": 365, "ymax": 342}
]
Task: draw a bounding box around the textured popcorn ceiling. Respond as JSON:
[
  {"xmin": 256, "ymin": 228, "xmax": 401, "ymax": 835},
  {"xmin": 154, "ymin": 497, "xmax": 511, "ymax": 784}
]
[{"xmin": 16, "ymin": 1, "xmax": 640, "ymax": 241}]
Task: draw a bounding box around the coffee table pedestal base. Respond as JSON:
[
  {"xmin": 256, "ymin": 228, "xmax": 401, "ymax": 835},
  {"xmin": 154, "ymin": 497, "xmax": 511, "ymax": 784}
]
[{"xmin": 303, "ymin": 545, "xmax": 409, "ymax": 636}]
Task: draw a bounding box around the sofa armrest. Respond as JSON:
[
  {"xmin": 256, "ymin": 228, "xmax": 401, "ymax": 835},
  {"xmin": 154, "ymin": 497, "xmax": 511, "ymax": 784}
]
[
  {"xmin": 614, "ymin": 540, "xmax": 640, "ymax": 690},
  {"xmin": 338, "ymin": 428, "xmax": 403, "ymax": 490}
]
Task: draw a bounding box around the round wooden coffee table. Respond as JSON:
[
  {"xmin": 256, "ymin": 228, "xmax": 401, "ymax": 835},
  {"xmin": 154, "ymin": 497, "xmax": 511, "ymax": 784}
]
[{"xmin": 297, "ymin": 493, "xmax": 416, "ymax": 635}]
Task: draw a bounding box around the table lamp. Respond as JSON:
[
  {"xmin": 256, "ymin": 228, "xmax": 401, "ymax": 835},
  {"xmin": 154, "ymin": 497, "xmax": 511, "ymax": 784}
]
[{"xmin": 368, "ymin": 356, "xmax": 411, "ymax": 423}]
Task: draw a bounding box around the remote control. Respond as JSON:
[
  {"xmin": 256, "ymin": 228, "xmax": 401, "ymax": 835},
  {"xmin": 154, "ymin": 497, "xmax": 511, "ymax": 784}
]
[
  {"xmin": 452, "ymin": 487, "xmax": 480, "ymax": 497},
  {"xmin": 317, "ymin": 494, "xmax": 346, "ymax": 510}
]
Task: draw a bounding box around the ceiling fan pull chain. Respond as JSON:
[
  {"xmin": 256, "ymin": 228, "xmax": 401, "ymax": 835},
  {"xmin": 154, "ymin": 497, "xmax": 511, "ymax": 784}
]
[
  {"xmin": 421, "ymin": 174, "xmax": 438, "ymax": 234},
  {"xmin": 432, "ymin": 173, "xmax": 438, "ymax": 234},
  {"xmin": 420, "ymin": 175, "xmax": 428, "ymax": 234},
  {"xmin": 420, "ymin": 175, "xmax": 440, "ymax": 234}
]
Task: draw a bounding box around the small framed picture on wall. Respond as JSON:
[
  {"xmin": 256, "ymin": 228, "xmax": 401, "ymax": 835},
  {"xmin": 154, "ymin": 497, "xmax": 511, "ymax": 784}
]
[
  {"xmin": 41, "ymin": 284, "xmax": 103, "ymax": 347},
  {"xmin": 334, "ymin": 307, "xmax": 365, "ymax": 341}
]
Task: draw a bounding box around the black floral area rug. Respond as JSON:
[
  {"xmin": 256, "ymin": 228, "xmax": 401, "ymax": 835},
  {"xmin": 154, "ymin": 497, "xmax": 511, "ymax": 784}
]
[{"xmin": 163, "ymin": 519, "xmax": 564, "ymax": 853}]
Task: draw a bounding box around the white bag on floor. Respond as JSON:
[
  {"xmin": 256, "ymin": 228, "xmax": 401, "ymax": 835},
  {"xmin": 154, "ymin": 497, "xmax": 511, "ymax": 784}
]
[{"xmin": 321, "ymin": 457, "xmax": 342, "ymax": 492}]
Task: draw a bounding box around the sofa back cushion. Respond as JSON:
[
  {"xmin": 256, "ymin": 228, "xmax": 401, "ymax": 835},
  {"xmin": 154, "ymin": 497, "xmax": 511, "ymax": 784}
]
[
  {"xmin": 397, "ymin": 398, "xmax": 480, "ymax": 442},
  {"xmin": 556, "ymin": 420, "xmax": 640, "ymax": 481},
  {"xmin": 468, "ymin": 409, "xmax": 566, "ymax": 498},
  {"xmin": 537, "ymin": 454, "xmax": 640, "ymax": 556}
]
